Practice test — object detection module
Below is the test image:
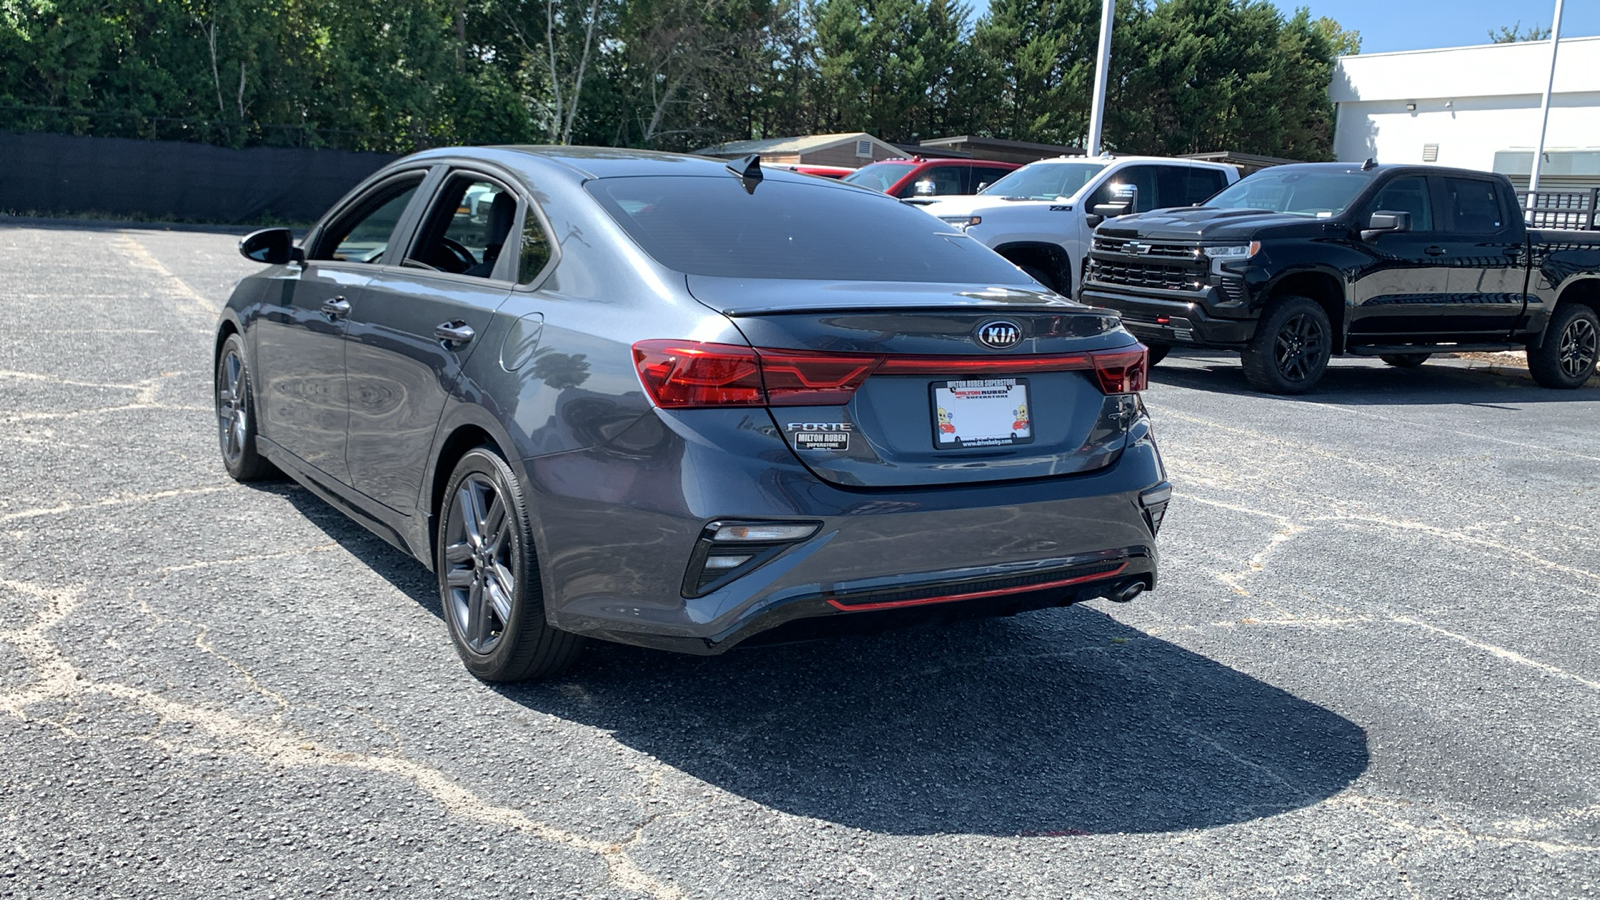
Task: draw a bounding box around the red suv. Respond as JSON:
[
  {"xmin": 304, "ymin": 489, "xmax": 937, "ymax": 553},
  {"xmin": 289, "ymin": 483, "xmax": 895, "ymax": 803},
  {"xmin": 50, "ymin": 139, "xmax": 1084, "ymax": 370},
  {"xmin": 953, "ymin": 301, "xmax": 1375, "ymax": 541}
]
[{"xmin": 843, "ymin": 157, "xmax": 1022, "ymax": 203}]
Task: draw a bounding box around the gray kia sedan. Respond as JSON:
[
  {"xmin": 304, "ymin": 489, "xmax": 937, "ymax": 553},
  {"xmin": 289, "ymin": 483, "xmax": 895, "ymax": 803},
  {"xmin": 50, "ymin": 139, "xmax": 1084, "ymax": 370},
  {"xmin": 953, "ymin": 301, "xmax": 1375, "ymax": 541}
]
[{"xmin": 215, "ymin": 146, "xmax": 1170, "ymax": 682}]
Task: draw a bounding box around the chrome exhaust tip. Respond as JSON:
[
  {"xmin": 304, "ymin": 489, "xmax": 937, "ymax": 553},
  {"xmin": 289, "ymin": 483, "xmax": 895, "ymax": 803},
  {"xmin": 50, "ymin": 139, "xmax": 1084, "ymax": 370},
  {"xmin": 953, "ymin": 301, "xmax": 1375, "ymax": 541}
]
[{"xmin": 1106, "ymin": 580, "xmax": 1146, "ymax": 603}]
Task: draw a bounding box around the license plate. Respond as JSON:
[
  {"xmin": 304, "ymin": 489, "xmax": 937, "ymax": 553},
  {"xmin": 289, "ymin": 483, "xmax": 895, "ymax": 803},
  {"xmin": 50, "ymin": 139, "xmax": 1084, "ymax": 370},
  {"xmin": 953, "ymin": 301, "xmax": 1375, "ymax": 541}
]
[{"xmin": 931, "ymin": 378, "xmax": 1034, "ymax": 449}]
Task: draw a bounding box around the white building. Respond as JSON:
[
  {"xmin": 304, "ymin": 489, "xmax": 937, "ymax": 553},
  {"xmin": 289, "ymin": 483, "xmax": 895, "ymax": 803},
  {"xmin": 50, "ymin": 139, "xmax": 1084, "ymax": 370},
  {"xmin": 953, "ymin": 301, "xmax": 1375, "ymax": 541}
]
[{"xmin": 1330, "ymin": 36, "xmax": 1600, "ymax": 191}]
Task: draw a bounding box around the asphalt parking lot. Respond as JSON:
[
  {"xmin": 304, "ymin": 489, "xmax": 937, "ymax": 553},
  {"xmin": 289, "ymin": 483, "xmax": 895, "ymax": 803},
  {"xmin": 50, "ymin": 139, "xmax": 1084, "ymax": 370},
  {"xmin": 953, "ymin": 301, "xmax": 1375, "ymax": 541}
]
[{"xmin": 2, "ymin": 220, "xmax": 1597, "ymax": 899}]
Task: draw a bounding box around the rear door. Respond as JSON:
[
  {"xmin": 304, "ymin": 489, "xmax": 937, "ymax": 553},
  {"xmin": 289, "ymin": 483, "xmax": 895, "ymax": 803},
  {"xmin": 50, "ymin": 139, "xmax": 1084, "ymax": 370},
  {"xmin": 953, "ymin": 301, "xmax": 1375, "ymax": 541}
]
[
  {"xmin": 252, "ymin": 170, "xmax": 428, "ymax": 483},
  {"xmin": 1434, "ymin": 174, "xmax": 1529, "ymax": 335},
  {"xmin": 341, "ymin": 168, "xmax": 535, "ymax": 514}
]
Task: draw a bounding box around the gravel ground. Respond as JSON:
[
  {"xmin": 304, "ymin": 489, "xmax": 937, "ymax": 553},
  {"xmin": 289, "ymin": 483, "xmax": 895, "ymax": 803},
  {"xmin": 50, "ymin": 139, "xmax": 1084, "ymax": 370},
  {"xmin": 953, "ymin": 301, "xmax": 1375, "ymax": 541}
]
[{"xmin": 1, "ymin": 221, "xmax": 1597, "ymax": 899}]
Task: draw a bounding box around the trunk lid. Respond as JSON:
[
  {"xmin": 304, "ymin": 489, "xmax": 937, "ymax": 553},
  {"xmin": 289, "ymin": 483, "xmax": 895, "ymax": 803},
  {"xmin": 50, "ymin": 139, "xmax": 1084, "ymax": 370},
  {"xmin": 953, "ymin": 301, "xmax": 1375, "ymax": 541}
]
[{"xmin": 686, "ymin": 276, "xmax": 1145, "ymax": 488}]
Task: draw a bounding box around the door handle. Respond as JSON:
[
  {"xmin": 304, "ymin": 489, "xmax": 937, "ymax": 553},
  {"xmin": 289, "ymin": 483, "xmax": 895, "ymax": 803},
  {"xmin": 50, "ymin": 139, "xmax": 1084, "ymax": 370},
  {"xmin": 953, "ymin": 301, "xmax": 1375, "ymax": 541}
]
[
  {"xmin": 1425, "ymin": 246, "xmax": 1447, "ymax": 256},
  {"xmin": 321, "ymin": 296, "xmax": 350, "ymax": 319},
  {"xmin": 435, "ymin": 321, "xmax": 475, "ymax": 346}
]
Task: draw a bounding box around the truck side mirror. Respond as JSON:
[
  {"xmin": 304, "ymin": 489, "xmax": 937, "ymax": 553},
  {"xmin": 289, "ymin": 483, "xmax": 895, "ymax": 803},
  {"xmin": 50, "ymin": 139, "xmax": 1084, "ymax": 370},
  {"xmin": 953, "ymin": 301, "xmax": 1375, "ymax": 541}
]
[
  {"xmin": 1361, "ymin": 210, "xmax": 1411, "ymax": 242},
  {"xmin": 239, "ymin": 227, "xmax": 303, "ymax": 265},
  {"xmin": 914, "ymin": 180, "xmax": 938, "ymax": 197},
  {"xmin": 1091, "ymin": 183, "xmax": 1137, "ymax": 220}
]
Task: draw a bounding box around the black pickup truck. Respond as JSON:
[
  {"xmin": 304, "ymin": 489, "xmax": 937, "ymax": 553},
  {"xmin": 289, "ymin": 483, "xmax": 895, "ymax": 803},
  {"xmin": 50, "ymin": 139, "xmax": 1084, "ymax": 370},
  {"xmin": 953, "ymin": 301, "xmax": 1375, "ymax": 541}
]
[{"xmin": 1078, "ymin": 162, "xmax": 1600, "ymax": 393}]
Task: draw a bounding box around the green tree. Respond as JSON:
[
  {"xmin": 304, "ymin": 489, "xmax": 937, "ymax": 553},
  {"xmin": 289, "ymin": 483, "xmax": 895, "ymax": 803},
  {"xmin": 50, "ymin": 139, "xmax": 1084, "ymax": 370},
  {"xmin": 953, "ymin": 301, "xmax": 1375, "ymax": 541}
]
[{"xmin": 1489, "ymin": 21, "xmax": 1552, "ymax": 43}]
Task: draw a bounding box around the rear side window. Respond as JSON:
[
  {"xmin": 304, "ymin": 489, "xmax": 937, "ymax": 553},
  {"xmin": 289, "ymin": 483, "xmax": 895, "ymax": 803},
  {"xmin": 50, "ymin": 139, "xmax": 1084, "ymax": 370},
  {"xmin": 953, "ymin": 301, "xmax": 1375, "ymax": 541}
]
[
  {"xmin": 1369, "ymin": 176, "xmax": 1434, "ymax": 230},
  {"xmin": 1441, "ymin": 177, "xmax": 1504, "ymax": 232},
  {"xmin": 519, "ymin": 208, "xmax": 555, "ymax": 284},
  {"xmin": 587, "ymin": 175, "xmax": 1031, "ymax": 283},
  {"xmin": 1156, "ymin": 167, "xmax": 1225, "ymax": 208}
]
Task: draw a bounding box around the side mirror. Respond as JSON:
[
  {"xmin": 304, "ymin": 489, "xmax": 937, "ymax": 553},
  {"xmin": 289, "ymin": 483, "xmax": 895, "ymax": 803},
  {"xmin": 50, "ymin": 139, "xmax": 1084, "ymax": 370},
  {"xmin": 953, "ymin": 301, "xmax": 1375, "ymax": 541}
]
[
  {"xmin": 1360, "ymin": 210, "xmax": 1411, "ymax": 242},
  {"xmin": 1092, "ymin": 202, "xmax": 1130, "ymax": 219},
  {"xmin": 1085, "ymin": 213, "xmax": 1105, "ymax": 228},
  {"xmin": 239, "ymin": 227, "xmax": 303, "ymax": 265},
  {"xmin": 975, "ymin": 181, "xmax": 992, "ymax": 192},
  {"xmin": 914, "ymin": 180, "xmax": 938, "ymax": 197}
]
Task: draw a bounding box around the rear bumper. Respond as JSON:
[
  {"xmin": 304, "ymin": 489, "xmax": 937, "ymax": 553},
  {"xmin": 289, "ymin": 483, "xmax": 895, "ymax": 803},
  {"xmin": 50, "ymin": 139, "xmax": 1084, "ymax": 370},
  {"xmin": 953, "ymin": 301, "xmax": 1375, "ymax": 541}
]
[
  {"xmin": 1081, "ymin": 284, "xmax": 1256, "ymax": 349},
  {"xmin": 524, "ymin": 412, "xmax": 1167, "ymax": 654}
]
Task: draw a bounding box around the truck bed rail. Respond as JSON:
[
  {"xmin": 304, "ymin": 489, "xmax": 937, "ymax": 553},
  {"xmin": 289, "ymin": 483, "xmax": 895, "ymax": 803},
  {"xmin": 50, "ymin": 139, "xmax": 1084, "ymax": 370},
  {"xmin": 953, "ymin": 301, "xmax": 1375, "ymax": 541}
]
[{"xmin": 1518, "ymin": 189, "xmax": 1600, "ymax": 231}]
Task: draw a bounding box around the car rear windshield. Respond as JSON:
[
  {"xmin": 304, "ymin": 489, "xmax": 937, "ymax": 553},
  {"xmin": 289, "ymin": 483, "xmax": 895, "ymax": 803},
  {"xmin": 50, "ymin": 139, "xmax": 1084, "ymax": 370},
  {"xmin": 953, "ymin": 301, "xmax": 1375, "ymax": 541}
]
[
  {"xmin": 1206, "ymin": 170, "xmax": 1373, "ymax": 217},
  {"xmin": 979, "ymin": 162, "xmax": 1106, "ymax": 201},
  {"xmin": 586, "ymin": 175, "xmax": 1033, "ymax": 283},
  {"xmin": 842, "ymin": 162, "xmax": 918, "ymax": 193}
]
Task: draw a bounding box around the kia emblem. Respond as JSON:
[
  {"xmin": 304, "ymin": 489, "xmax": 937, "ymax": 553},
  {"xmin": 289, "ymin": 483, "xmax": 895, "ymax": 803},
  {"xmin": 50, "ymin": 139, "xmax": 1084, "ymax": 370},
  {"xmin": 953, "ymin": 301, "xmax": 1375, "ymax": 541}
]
[{"xmin": 975, "ymin": 320, "xmax": 1023, "ymax": 350}]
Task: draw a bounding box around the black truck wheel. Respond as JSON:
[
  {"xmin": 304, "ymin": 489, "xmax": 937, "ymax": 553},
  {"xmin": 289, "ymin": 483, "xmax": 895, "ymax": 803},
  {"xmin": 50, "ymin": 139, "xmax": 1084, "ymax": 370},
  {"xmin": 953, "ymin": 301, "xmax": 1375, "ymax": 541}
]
[
  {"xmin": 1379, "ymin": 353, "xmax": 1430, "ymax": 368},
  {"xmin": 1145, "ymin": 342, "xmax": 1171, "ymax": 366},
  {"xmin": 1240, "ymin": 296, "xmax": 1332, "ymax": 394},
  {"xmin": 1528, "ymin": 303, "xmax": 1599, "ymax": 389}
]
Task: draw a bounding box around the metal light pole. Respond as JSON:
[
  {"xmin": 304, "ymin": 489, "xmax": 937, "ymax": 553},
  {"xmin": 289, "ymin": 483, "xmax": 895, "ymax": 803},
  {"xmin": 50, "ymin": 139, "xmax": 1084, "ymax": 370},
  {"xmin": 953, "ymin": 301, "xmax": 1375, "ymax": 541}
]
[
  {"xmin": 1528, "ymin": 0, "xmax": 1566, "ymax": 202},
  {"xmin": 1084, "ymin": 0, "xmax": 1115, "ymax": 156}
]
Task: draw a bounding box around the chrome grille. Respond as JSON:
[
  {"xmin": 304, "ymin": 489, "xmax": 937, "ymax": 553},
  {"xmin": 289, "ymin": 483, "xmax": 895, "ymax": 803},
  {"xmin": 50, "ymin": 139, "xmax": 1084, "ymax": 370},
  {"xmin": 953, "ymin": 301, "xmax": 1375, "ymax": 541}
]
[{"xmin": 1092, "ymin": 237, "xmax": 1204, "ymax": 260}]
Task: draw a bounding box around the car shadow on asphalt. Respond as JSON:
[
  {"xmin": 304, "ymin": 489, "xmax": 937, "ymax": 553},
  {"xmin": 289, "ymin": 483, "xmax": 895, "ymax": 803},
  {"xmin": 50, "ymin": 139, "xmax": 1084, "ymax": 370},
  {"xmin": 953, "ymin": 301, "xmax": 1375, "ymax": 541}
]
[
  {"xmin": 1149, "ymin": 351, "xmax": 1600, "ymax": 405},
  {"xmin": 258, "ymin": 480, "xmax": 444, "ymax": 620},
  {"xmin": 259, "ymin": 475, "xmax": 1369, "ymax": 839},
  {"xmin": 503, "ymin": 610, "xmax": 1369, "ymax": 838}
]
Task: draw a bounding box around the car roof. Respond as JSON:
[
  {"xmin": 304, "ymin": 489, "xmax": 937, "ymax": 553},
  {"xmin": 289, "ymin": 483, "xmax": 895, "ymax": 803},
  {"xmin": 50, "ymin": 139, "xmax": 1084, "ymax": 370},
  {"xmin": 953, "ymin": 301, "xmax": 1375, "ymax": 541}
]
[
  {"xmin": 400, "ymin": 145, "xmax": 830, "ymax": 185},
  {"xmin": 1029, "ymin": 155, "xmax": 1233, "ymax": 169},
  {"xmin": 1242, "ymin": 161, "xmax": 1503, "ymax": 180}
]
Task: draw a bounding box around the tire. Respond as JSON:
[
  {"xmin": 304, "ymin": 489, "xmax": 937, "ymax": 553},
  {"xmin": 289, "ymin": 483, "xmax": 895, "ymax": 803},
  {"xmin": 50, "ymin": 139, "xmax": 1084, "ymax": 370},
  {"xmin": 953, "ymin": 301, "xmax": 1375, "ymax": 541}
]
[
  {"xmin": 1240, "ymin": 296, "xmax": 1332, "ymax": 394},
  {"xmin": 1379, "ymin": 353, "xmax": 1430, "ymax": 368},
  {"xmin": 437, "ymin": 447, "xmax": 584, "ymax": 682},
  {"xmin": 1528, "ymin": 303, "xmax": 1599, "ymax": 389},
  {"xmin": 214, "ymin": 333, "xmax": 277, "ymax": 481},
  {"xmin": 1145, "ymin": 342, "xmax": 1171, "ymax": 367},
  {"xmin": 1020, "ymin": 264, "xmax": 1067, "ymax": 296}
]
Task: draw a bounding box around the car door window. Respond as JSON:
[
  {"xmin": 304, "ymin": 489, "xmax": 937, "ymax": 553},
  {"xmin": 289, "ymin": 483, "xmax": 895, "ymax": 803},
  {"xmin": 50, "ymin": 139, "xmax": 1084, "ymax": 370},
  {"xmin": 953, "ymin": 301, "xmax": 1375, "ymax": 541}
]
[
  {"xmin": 970, "ymin": 166, "xmax": 1005, "ymax": 193},
  {"xmin": 1090, "ymin": 166, "xmax": 1158, "ymax": 213},
  {"xmin": 315, "ymin": 175, "xmax": 425, "ymax": 263},
  {"xmin": 899, "ymin": 165, "xmax": 966, "ymax": 199},
  {"xmin": 1440, "ymin": 176, "xmax": 1503, "ymax": 232},
  {"xmin": 1186, "ymin": 168, "xmax": 1229, "ymax": 205},
  {"xmin": 407, "ymin": 173, "xmax": 521, "ymax": 278},
  {"xmin": 1369, "ymin": 176, "xmax": 1435, "ymax": 231}
]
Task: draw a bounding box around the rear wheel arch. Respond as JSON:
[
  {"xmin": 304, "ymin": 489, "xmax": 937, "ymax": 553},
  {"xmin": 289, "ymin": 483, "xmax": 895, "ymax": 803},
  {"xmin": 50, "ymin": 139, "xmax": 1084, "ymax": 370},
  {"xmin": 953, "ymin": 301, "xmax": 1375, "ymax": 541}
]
[
  {"xmin": 1267, "ymin": 271, "xmax": 1346, "ymax": 353},
  {"xmin": 994, "ymin": 242, "xmax": 1075, "ymax": 296},
  {"xmin": 1552, "ymin": 277, "xmax": 1600, "ymax": 324},
  {"xmin": 428, "ymin": 424, "xmax": 507, "ymax": 562}
]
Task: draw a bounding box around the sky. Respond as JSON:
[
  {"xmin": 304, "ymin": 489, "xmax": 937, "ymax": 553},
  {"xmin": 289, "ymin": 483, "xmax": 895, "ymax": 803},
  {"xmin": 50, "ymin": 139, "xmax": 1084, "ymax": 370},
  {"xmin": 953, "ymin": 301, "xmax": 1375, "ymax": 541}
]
[
  {"xmin": 961, "ymin": 1, "xmax": 1600, "ymax": 55},
  {"xmin": 1268, "ymin": 0, "xmax": 1600, "ymax": 54}
]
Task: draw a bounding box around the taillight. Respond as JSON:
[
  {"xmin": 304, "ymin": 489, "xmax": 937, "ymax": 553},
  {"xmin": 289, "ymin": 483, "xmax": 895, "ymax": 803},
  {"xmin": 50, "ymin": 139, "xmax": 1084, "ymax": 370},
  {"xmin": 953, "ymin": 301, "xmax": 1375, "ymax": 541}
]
[
  {"xmin": 754, "ymin": 350, "xmax": 879, "ymax": 405},
  {"xmin": 632, "ymin": 340, "xmax": 1149, "ymax": 409},
  {"xmin": 632, "ymin": 341, "xmax": 764, "ymax": 408},
  {"xmin": 1090, "ymin": 346, "xmax": 1148, "ymax": 393}
]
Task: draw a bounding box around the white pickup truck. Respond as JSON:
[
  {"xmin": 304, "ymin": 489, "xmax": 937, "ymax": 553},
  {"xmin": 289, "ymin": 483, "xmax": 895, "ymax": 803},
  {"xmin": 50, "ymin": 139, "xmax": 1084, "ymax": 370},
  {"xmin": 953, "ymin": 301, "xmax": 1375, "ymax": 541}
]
[{"xmin": 922, "ymin": 155, "xmax": 1240, "ymax": 296}]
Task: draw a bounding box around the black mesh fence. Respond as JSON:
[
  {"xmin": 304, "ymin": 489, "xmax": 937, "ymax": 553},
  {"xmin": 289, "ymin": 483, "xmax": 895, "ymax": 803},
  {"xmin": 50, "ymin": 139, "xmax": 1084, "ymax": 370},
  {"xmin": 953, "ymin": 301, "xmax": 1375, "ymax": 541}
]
[{"xmin": 0, "ymin": 129, "xmax": 401, "ymax": 224}]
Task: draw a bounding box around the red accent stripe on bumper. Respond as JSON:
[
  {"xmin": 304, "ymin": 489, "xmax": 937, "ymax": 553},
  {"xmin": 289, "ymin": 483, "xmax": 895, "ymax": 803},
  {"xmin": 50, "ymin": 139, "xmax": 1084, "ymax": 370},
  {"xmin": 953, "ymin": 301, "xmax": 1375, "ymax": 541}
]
[{"xmin": 824, "ymin": 562, "xmax": 1130, "ymax": 612}]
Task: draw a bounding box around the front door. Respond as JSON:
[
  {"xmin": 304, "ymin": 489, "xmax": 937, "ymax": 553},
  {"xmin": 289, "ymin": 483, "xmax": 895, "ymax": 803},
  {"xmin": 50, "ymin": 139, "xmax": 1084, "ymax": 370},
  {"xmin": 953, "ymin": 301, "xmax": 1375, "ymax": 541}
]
[
  {"xmin": 1348, "ymin": 174, "xmax": 1451, "ymax": 342},
  {"xmin": 252, "ymin": 172, "xmax": 427, "ymax": 482}
]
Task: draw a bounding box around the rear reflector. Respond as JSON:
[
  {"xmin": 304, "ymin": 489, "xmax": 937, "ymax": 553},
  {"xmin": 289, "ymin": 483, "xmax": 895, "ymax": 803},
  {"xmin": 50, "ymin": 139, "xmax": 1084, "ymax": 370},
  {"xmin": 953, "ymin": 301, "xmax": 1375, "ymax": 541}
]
[{"xmin": 633, "ymin": 340, "xmax": 1149, "ymax": 409}]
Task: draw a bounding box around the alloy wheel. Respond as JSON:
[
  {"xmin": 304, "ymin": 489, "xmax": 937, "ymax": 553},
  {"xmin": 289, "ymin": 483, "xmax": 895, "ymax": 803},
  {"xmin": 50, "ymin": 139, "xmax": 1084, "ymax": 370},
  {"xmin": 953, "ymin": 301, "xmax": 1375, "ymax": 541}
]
[
  {"xmin": 443, "ymin": 474, "xmax": 516, "ymax": 654},
  {"xmin": 1559, "ymin": 316, "xmax": 1598, "ymax": 379},
  {"xmin": 1273, "ymin": 313, "xmax": 1327, "ymax": 383},
  {"xmin": 216, "ymin": 349, "xmax": 248, "ymax": 465}
]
